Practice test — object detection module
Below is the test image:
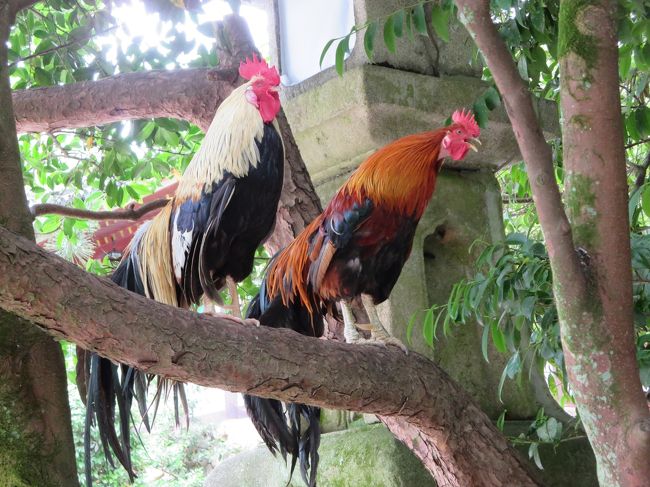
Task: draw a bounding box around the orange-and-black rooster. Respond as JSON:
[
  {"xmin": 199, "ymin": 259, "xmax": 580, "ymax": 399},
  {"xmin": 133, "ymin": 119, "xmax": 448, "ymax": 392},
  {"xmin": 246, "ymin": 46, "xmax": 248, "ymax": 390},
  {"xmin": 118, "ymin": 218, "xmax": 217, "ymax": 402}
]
[
  {"xmin": 244, "ymin": 110, "xmax": 480, "ymax": 486},
  {"xmin": 82, "ymin": 56, "xmax": 284, "ymax": 485}
]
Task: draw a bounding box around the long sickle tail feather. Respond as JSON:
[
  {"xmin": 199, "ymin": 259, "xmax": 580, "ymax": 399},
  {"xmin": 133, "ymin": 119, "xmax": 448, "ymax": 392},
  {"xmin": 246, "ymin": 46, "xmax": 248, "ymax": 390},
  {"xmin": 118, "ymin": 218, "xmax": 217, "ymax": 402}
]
[
  {"xmin": 243, "ymin": 276, "xmax": 322, "ymax": 487},
  {"xmin": 79, "ymin": 215, "xmax": 188, "ymax": 485}
]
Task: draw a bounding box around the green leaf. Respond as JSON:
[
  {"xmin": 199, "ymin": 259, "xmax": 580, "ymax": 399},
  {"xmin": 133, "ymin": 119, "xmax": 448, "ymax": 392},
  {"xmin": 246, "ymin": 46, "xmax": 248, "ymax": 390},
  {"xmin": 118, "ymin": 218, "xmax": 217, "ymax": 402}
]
[
  {"xmin": 498, "ymin": 352, "xmax": 521, "ymax": 400},
  {"xmin": 406, "ymin": 311, "xmax": 418, "ymax": 345},
  {"xmin": 319, "ymin": 38, "xmax": 336, "ymax": 68},
  {"xmin": 528, "ymin": 442, "xmax": 544, "ymax": 470},
  {"xmin": 422, "ymin": 307, "xmax": 435, "ymax": 346},
  {"xmin": 496, "ymin": 410, "xmax": 506, "ymax": 431},
  {"xmin": 484, "ymin": 86, "xmax": 501, "ymax": 110},
  {"xmin": 393, "ymin": 10, "xmax": 404, "ymax": 38},
  {"xmin": 491, "ymin": 320, "xmax": 507, "ymax": 353},
  {"xmin": 125, "ymin": 185, "xmax": 141, "ymax": 202},
  {"xmin": 531, "ymin": 8, "xmax": 545, "ymax": 32},
  {"xmin": 405, "ymin": 10, "xmax": 414, "ymax": 42},
  {"xmin": 640, "ymin": 365, "xmax": 650, "ymax": 387},
  {"xmin": 413, "ymin": 3, "xmax": 427, "ymax": 35},
  {"xmin": 335, "ymin": 35, "xmax": 350, "ymax": 76},
  {"xmin": 481, "ymin": 324, "xmax": 490, "ymax": 362},
  {"xmin": 430, "ymin": 5, "xmax": 450, "ymax": 42},
  {"xmin": 629, "ymin": 186, "xmax": 642, "ymax": 223},
  {"xmin": 34, "ymin": 67, "xmax": 51, "ymax": 86},
  {"xmin": 626, "ymin": 112, "xmax": 641, "ymax": 140},
  {"xmin": 384, "ymin": 15, "xmax": 396, "ymax": 53},
  {"xmin": 33, "ymin": 29, "xmax": 50, "ymax": 39},
  {"xmin": 642, "ymin": 185, "xmax": 650, "ymax": 219},
  {"xmin": 34, "ymin": 38, "xmax": 55, "ymax": 55},
  {"xmin": 536, "ymin": 417, "xmax": 560, "ymax": 442},
  {"xmin": 364, "ymin": 21, "xmax": 378, "ymax": 60},
  {"xmin": 636, "ymin": 106, "xmax": 650, "ymax": 136},
  {"xmin": 472, "ymin": 99, "xmax": 489, "ymax": 128},
  {"xmin": 136, "ymin": 121, "xmax": 156, "ymax": 141},
  {"xmin": 39, "ymin": 215, "xmax": 61, "ymax": 233},
  {"xmin": 517, "ymin": 55, "xmax": 529, "ymax": 80},
  {"xmin": 160, "ymin": 127, "xmax": 180, "ymax": 146},
  {"xmin": 62, "ymin": 218, "xmax": 75, "ymax": 237}
]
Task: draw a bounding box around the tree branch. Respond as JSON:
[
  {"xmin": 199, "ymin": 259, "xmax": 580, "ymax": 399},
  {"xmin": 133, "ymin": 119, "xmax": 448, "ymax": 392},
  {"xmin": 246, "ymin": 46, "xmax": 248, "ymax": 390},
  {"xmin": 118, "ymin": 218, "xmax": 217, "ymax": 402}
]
[
  {"xmin": 9, "ymin": 26, "xmax": 117, "ymax": 67},
  {"xmin": 30, "ymin": 198, "xmax": 170, "ymax": 221},
  {"xmin": 626, "ymin": 138, "xmax": 650, "ymax": 150},
  {"xmin": 0, "ymin": 226, "xmax": 541, "ymax": 487},
  {"xmin": 9, "ymin": 0, "xmax": 39, "ymax": 20},
  {"xmin": 12, "ymin": 67, "xmax": 240, "ymax": 133},
  {"xmin": 454, "ymin": 0, "xmax": 587, "ymax": 304}
]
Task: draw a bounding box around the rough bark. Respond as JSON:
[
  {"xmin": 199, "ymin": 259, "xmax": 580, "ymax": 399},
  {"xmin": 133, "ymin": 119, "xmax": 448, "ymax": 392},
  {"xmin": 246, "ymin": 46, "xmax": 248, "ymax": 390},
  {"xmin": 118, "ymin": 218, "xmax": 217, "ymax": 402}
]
[
  {"xmin": 12, "ymin": 67, "xmax": 239, "ymax": 133},
  {"xmin": 0, "ymin": 3, "xmax": 79, "ymax": 485},
  {"xmin": 456, "ymin": 0, "xmax": 650, "ymax": 485},
  {"xmin": 0, "ymin": 226, "xmax": 542, "ymax": 487}
]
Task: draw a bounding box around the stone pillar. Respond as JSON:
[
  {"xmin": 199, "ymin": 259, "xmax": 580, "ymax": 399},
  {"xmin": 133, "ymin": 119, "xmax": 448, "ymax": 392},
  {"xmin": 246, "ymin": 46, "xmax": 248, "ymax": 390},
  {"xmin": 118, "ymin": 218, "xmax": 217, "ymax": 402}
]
[{"xmin": 281, "ymin": 62, "xmax": 547, "ymax": 418}]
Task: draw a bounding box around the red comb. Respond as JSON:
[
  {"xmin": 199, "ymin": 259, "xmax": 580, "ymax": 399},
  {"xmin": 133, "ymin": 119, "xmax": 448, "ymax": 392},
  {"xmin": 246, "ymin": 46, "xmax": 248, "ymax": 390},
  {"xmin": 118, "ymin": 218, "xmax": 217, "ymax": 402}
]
[
  {"xmin": 239, "ymin": 54, "xmax": 280, "ymax": 86},
  {"xmin": 452, "ymin": 109, "xmax": 480, "ymax": 137}
]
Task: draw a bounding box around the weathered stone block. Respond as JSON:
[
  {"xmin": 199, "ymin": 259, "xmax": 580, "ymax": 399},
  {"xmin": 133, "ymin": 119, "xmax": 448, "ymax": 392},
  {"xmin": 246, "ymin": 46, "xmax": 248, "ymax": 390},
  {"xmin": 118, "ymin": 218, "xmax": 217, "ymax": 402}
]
[{"xmin": 203, "ymin": 424, "xmax": 436, "ymax": 487}]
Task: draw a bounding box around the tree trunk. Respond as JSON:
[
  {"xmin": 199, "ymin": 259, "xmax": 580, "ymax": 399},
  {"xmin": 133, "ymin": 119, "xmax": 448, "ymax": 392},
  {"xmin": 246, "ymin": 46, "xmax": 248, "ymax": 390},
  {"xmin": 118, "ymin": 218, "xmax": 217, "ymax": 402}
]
[
  {"xmin": 558, "ymin": 1, "xmax": 650, "ymax": 484},
  {"xmin": 455, "ymin": 0, "xmax": 650, "ymax": 485},
  {"xmin": 0, "ymin": 3, "xmax": 79, "ymax": 485},
  {"xmin": 0, "ymin": 226, "xmax": 543, "ymax": 487}
]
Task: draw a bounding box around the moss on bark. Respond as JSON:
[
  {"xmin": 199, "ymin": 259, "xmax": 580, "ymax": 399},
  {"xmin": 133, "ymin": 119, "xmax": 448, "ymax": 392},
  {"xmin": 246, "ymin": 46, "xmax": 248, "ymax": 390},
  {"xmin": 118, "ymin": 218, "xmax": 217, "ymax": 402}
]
[
  {"xmin": 558, "ymin": 0, "xmax": 599, "ymax": 69},
  {"xmin": 0, "ymin": 313, "xmax": 58, "ymax": 487}
]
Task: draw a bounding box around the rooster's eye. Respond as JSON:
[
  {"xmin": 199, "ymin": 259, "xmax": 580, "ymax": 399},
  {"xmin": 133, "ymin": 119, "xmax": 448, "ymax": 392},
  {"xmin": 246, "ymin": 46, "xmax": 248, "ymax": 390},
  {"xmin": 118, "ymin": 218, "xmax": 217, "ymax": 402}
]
[{"xmin": 456, "ymin": 129, "xmax": 462, "ymax": 135}]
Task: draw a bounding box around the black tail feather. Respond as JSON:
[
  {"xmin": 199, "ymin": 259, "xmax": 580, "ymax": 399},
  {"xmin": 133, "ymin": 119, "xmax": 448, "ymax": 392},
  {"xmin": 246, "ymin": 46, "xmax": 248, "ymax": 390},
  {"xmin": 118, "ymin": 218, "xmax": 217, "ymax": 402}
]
[
  {"xmin": 82, "ymin": 248, "xmax": 191, "ymax": 484},
  {"xmin": 84, "ymin": 354, "xmax": 136, "ymax": 486},
  {"xmin": 243, "ymin": 276, "xmax": 323, "ymax": 487}
]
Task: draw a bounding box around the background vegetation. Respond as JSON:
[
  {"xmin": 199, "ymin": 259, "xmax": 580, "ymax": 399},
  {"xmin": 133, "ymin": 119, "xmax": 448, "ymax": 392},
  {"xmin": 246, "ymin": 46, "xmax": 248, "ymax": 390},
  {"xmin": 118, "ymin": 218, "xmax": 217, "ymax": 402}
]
[{"xmin": 6, "ymin": 0, "xmax": 649, "ymax": 483}]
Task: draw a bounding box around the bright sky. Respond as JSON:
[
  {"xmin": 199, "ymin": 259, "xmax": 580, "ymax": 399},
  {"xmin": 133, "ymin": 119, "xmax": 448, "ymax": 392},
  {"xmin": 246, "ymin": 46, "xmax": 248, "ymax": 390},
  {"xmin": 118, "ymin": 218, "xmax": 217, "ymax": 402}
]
[{"xmin": 97, "ymin": 0, "xmax": 269, "ymax": 70}]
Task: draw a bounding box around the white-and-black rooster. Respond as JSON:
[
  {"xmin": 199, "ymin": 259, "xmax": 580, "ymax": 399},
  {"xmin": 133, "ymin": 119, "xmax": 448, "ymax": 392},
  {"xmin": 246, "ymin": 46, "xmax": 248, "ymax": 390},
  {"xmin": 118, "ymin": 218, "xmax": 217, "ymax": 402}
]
[{"xmin": 81, "ymin": 55, "xmax": 285, "ymax": 484}]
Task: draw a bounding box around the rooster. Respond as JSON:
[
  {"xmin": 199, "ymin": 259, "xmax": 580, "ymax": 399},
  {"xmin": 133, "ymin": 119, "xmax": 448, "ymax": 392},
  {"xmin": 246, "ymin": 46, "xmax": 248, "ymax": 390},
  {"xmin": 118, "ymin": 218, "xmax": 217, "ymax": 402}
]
[
  {"xmin": 81, "ymin": 55, "xmax": 284, "ymax": 485},
  {"xmin": 244, "ymin": 110, "xmax": 480, "ymax": 486}
]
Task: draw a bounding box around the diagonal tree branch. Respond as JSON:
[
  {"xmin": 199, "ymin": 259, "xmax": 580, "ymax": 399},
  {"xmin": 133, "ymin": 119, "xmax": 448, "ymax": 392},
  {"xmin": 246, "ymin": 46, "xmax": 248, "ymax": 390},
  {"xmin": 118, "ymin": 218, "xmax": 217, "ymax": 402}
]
[
  {"xmin": 454, "ymin": 0, "xmax": 585, "ymax": 298},
  {"xmin": 30, "ymin": 198, "xmax": 170, "ymax": 221},
  {"xmin": 457, "ymin": 0, "xmax": 650, "ymax": 484},
  {"xmin": 0, "ymin": 225, "xmax": 541, "ymax": 487}
]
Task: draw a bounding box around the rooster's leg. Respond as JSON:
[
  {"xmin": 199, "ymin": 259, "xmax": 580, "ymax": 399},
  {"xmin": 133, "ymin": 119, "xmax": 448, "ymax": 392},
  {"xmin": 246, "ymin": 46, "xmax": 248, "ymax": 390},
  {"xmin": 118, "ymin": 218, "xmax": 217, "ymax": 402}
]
[
  {"xmin": 341, "ymin": 296, "xmax": 408, "ymax": 353},
  {"xmin": 360, "ymin": 294, "xmax": 408, "ymax": 353},
  {"xmin": 205, "ymin": 279, "xmax": 259, "ymax": 326},
  {"xmin": 340, "ymin": 300, "xmax": 361, "ymax": 342}
]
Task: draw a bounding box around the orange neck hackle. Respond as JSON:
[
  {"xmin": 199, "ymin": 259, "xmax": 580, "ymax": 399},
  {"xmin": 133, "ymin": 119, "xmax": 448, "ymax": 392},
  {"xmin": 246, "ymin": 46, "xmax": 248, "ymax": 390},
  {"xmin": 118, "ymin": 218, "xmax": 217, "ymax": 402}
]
[{"xmin": 343, "ymin": 129, "xmax": 446, "ymax": 218}]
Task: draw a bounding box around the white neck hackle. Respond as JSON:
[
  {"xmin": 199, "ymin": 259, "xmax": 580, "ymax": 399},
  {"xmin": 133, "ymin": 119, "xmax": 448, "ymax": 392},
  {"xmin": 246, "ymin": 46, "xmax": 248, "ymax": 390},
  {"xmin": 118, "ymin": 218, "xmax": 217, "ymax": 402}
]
[{"xmin": 176, "ymin": 80, "xmax": 266, "ymax": 201}]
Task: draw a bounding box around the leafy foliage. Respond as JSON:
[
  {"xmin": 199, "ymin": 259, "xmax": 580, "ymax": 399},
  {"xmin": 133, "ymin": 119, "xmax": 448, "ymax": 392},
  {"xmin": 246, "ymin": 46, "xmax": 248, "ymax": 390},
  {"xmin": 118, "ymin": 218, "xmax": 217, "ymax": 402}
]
[
  {"xmin": 319, "ymin": 0, "xmax": 455, "ymax": 76},
  {"xmin": 11, "ymin": 0, "xmax": 217, "ymax": 262}
]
